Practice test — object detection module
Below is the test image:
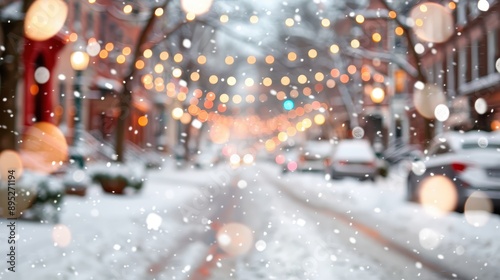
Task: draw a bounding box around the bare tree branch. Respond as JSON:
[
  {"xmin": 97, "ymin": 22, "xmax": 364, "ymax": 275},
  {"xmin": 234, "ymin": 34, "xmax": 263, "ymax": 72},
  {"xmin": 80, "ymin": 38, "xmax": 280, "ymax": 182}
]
[{"xmin": 379, "ymin": 0, "xmax": 427, "ymax": 83}]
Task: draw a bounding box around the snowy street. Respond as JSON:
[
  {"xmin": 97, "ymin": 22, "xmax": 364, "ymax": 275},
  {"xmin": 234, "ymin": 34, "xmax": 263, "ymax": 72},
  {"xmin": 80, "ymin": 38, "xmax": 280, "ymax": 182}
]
[{"xmin": 2, "ymin": 160, "xmax": 499, "ymax": 280}]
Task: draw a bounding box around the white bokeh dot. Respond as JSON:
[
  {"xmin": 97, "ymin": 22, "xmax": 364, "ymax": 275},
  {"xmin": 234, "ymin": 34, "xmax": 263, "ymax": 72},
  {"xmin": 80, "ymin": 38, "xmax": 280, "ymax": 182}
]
[
  {"xmin": 412, "ymin": 161, "xmax": 426, "ymax": 176},
  {"xmin": 86, "ymin": 41, "xmax": 101, "ymax": 57},
  {"xmin": 478, "ymin": 137, "xmax": 488, "ymax": 148},
  {"xmin": 146, "ymin": 213, "xmax": 163, "ymax": 230},
  {"xmin": 255, "ymin": 240, "xmax": 267, "ymax": 251},
  {"xmin": 34, "ymin": 67, "xmax": 50, "ymax": 84},
  {"xmin": 72, "ymin": 169, "xmax": 85, "ymax": 182},
  {"xmin": 352, "ymin": 126, "xmax": 365, "ymax": 139},
  {"xmin": 414, "ymin": 43, "xmax": 425, "ymax": 54},
  {"xmin": 496, "ymin": 58, "xmax": 500, "ymax": 73},
  {"xmin": 474, "ymin": 98, "xmax": 488, "ymax": 114},
  {"xmin": 434, "ymin": 104, "xmax": 450, "ymax": 122},
  {"xmin": 237, "ymin": 180, "xmax": 247, "ymax": 189},
  {"xmin": 419, "ymin": 228, "xmax": 440, "ymax": 250},
  {"xmin": 478, "ymin": 0, "xmax": 490, "ymax": 12}
]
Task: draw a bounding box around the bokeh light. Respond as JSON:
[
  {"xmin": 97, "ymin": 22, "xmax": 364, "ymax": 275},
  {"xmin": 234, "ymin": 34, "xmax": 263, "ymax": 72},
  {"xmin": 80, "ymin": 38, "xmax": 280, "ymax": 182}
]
[
  {"xmin": 352, "ymin": 126, "xmax": 364, "ymax": 139},
  {"xmin": 330, "ymin": 44, "xmax": 339, "ymax": 54},
  {"xmin": 478, "ymin": 0, "xmax": 490, "ymax": 12},
  {"xmin": 350, "ymin": 39, "xmax": 360, "ymax": 49},
  {"xmin": 34, "ymin": 67, "xmax": 50, "ymax": 84},
  {"xmin": 209, "ymin": 124, "xmax": 230, "ymax": 144},
  {"xmin": 370, "ymin": 87, "xmax": 385, "ymax": 104},
  {"xmin": 255, "ymin": 240, "xmax": 267, "ymax": 251},
  {"xmin": 287, "ymin": 161, "xmax": 298, "ymax": 172},
  {"xmin": 180, "ymin": 0, "xmax": 213, "ymax": 16},
  {"xmin": 24, "ymin": 0, "xmax": 68, "ymax": 41},
  {"xmin": 413, "ymin": 82, "xmax": 446, "ymax": 119},
  {"xmin": 278, "ymin": 132, "xmax": 288, "ymax": 142},
  {"xmin": 229, "ymin": 154, "xmax": 241, "ymax": 166},
  {"xmin": 21, "ymin": 122, "xmax": 68, "ymax": 174},
  {"xmin": 180, "ymin": 112, "xmax": 192, "ymax": 124},
  {"xmin": 216, "ymin": 223, "xmax": 253, "ymax": 256},
  {"xmin": 86, "ymin": 40, "xmax": 101, "ymax": 57},
  {"xmin": 172, "ymin": 107, "xmax": 184, "ymax": 120},
  {"xmin": 265, "ymin": 139, "xmax": 276, "ymax": 151},
  {"xmin": 275, "ymin": 154, "xmax": 285, "ymax": 165},
  {"xmin": 410, "ymin": 3, "xmax": 453, "ymax": 43},
  {"xmin": 0, "ymin": 150, "xmax": 24, "ymax": 181},
  {"xmin": 411, "ymin": 161, "xmax": 426, "ymax": 176},
  {"xmin": 474, "ymin": 98, "xmax": 488, "ymax": 114},
  {"xmin": 314, "ymin": 114, "xmax": 326, "ymax": 125},
  {"xmin": 464, "ymin": 191, "xmax": 493, "ymax": 227},
  {"xmin": 52, "ymin": 224, "xmax": 71, "ymax": 247},
  {"xmin": 418, "ymin": 175, "xmax": 458, "ymax": 215},
  {"xmin": 418, "ymin": 228, "xmax": 441, "ymax": 250},
  {"xmin": 138, "ymin": 116, "xmax": 148, "ymax": 127},
  {"xmin": 242, "ymin": 154, "xmax": 254, "ymax": 165},
  {"xmin": 146, "ymin": 213, "xmax": 163, "ymax": 230},
  {"xmin": 434, "ymin": 104, "xmax": 450, "ymax": 122},
  {"xmin": 283, "ymin": 100, "xmax": 295, "ymax": 111}
]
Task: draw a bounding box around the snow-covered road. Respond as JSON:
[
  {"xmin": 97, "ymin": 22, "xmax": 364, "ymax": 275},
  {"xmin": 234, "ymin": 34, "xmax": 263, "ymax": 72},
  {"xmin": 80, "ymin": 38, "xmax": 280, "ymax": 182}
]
[{"xmin": 1, "ymin": 160, "xmax": 499, "ymax": 280}]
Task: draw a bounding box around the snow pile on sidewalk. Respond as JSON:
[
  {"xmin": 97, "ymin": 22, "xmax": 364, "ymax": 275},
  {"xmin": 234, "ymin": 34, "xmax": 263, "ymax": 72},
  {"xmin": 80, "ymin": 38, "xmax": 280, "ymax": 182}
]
[{"xmin": 1, "ymin": 163, "xmax": 230, "ymax": 280}]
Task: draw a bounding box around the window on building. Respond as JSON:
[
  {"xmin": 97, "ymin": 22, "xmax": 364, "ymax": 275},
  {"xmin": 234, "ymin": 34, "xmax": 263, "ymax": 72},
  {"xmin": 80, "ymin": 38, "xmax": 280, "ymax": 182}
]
[
  {"xmin": 466, "ymin": 38, "xmax": 473, "ymax": 82},
  {"xmin": 446, "ymin": 49, "xmax": 456, "ymax": 95},
  {"xmin": 456, "ymin": 1, "xmax": 467, "ymax": 27},
  {"xmin": 99, "ymin": 13, "xmax": 107, "ymax": 42},
  {"xmin": 116, "ymin": 29, "xmax": 123, "ymax": 45},
  {"xmin": 458, "ymin": 47, "xmax": 467, "ymax": 87},
  {"xmin": 442, "ymin": 55, "xmax": 448, "ymax": 92},
  {"xmin": 478, "ymin": 32, "xmax": 488, "ymax": 78},
  {"xmin": 86, "ymin": 12, "xmax": 94, "ymax": 37},
  {"xmin": 468, "ymin": 1, "xmax": 480, "ymax": 19},
  {"xmin": 488, "ymin": 29, "xmax": 498, "ymax": 74},
  {"xmin": 74, "ymin": 1, "xmax": 81, "ymax": 30},
  {"xmin": 471, "ymin": 39, "xmax": 479, "ymax": 80},
  {"xmin": 58, "ymin": 82, "xmax": 65, "ymax": 125},
  {"xmin": 434, "ymin": 61, "xmax": 443, "ymax": 86}
]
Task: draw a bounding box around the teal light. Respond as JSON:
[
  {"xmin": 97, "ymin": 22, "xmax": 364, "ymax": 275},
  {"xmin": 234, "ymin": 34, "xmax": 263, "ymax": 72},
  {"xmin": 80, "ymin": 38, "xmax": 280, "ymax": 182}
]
[{"xmin": 283, "ymin": 100, "xmax": 294, "ymax": 111}]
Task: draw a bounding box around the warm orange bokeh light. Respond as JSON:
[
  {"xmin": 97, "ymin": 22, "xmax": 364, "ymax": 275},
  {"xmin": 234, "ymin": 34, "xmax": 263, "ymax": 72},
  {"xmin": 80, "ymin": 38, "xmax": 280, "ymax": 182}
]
[
  {"xmin": 340, "ymin": 74, "xmax": 350, "ymax": 84},
  {"xmin": 138, "ymin": 116, "xmax": 148, "ymax": 127},
  {"xmin": 209, "ymin": 123, "xmax": 231, "ymax": 144},
  {"xmin": 490, "ymin": 120, "xmax": 500, "ymax": 130},
  {"xmin": 265, "ymin": 55, "xmax": 275, "ymax": 64},
  {"xmin": 20, "ymin": 122, "xmax": 68, "ymax": 174},
  {"xmin": 25, "ymin": 0, "xmax": 68, "ymax": 41},
  {"xmin": 330, "ymin": 68, "xmax": 340, "ymax": 78},
  {"xmin": 419, "ymin": 175, "xmax": 458, "ymax": 216},
  {"xmin": 0, "ymin": 150, "xmax": 24, "ymax": 182},
  {"xmin": 30, "ymin": 84, "xmax": 39, "ymax": 95},
  {"xmin": 395, "ymin": 26, "xmax": 404, "ymax": 36}
]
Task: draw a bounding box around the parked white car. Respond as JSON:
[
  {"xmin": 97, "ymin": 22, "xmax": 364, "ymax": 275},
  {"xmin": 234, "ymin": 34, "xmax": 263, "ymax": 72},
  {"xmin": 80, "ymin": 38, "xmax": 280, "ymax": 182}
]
[
  {"xmin": 297, "ymin": 140, "xmax": 335, "ymax": 172},
  {"xmin": 329, "ymin": 139, "xmax": 379, "ymax": 181},
  {"xmin": 406, "ymin": 131, "xmax": 500, "ymax": 212}
]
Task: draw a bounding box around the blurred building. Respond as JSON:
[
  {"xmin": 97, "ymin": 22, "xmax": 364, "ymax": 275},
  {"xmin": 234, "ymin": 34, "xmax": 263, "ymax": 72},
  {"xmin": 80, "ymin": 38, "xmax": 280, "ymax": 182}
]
[
  {"xmin": 335, "ymin": 0, "xmax": 412, "ymax": 147},
  {"xmin": 340, "ymin": 0, "xmax": 500, "ymax": 150},
  {"xmin": 20, "ymin": 0, "xmax": 173, "ymax": 159},
  {"xmin": 420, "ymin": 0, "xmax": 500, "ymax": 133}
]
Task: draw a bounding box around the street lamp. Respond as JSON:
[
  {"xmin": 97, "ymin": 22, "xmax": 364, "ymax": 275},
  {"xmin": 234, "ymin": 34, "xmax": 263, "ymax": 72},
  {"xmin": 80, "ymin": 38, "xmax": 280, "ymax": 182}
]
[
  {"xmin": 370, "ymin": 86, "xmax": 385, "ymax": 156},
  {"xmin": 70, "ymin": 50, "xmax": 89, "ymax": 168},
  {"xmin": 370, "ymin": 86, "xmax": 385, "ymax": 104}
]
